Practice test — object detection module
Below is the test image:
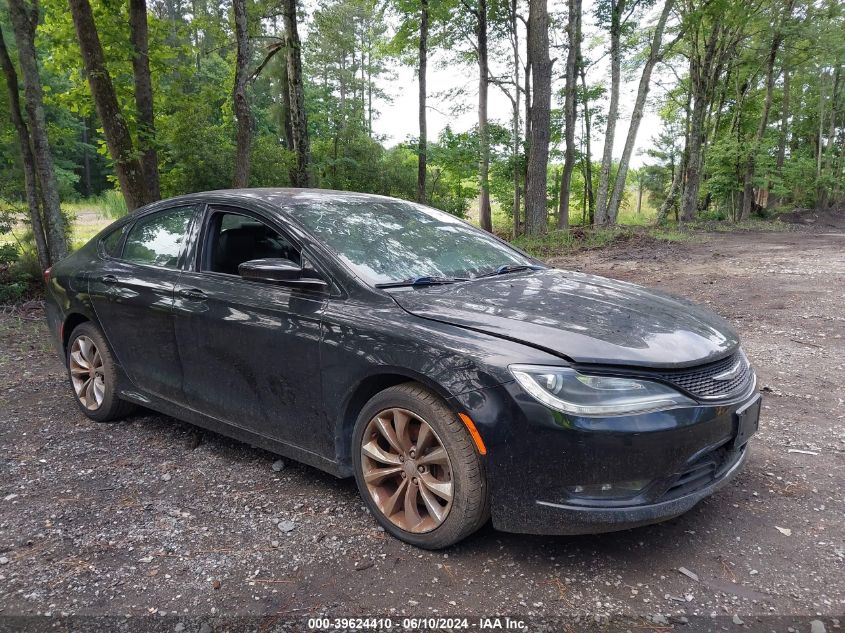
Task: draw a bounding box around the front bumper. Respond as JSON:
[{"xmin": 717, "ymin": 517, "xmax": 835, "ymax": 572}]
[
  {"xmin": 509, "ymin": 444, "xmax": 748, "ymax": 535},
  {"xmin": 453, "ymin": 382, "xmax": 758, "ymax": 535}
]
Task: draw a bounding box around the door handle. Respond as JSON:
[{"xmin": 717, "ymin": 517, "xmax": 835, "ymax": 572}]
[
  {"xmin": 101, "ymin": 274, "xmax": 117, "ymax": 284},
  {"xmin": 178, "ymin": 287, "xmax": 207, "ymax": 301}
]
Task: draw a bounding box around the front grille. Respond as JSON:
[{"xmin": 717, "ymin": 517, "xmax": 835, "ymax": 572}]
[{"xmin": 656, "ymin": 351, "xmax": 752, "ymax": 400}]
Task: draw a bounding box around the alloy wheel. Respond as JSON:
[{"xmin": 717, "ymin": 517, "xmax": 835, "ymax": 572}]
[
  {"xmin": 69, "ymin": 335, "xmax": 105, "ymax": 410},
  {"xmin": 360, "ymin": 407, "xmax": 454, "ymax": 533}
]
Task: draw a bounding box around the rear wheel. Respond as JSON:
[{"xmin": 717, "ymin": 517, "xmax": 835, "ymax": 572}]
[
  {"xmin": 352, "ymin": 383, "xmax": 489, "ymax": 549},
  {"xmin": 66, "ymin": 322, "xmax": 134, "ymax": 422}
]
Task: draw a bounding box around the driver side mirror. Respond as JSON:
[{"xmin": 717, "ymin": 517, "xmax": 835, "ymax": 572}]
[{"xmin": 238, "ymin": 258, "xmax": 327, "ymax": 290}]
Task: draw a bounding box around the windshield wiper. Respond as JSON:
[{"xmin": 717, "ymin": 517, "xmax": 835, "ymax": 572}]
[
  {"xmin": 475, "ymin": 264, "xmax": 544, "ymax": 279},
  {"xmin": 375, "ymin": 275, "xmax": 470, "ymax": 289}
]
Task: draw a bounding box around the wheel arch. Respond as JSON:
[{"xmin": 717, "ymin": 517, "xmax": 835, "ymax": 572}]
[
  {"xmin": 334, "ymin": 369, "xmax": 458, "ymax": 475},
  {"xmin": 62, "ymin": 312, "xmax": 94, "ymax": 353}
]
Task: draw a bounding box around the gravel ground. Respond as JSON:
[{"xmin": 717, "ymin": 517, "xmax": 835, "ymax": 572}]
[{"xmin": 0, "ymin": 230, "xmax": 843, "ymax": 632}]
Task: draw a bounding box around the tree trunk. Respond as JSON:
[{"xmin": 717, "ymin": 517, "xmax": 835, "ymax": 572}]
[
  {"xmin": 81, "ymin": 116, "xmax": 92, "ymax": 197},
  {"xmin": 679, "ymin": 59, "xmax": 693, "ymax": 211},
  {"xmin": 283, "ymin": 0, "xmax": 311, "ymax": 187},
  {"xmin": 579, "ymin": 62, "xmax": 594, "ymax": 223},
  {"xmin": 816, "ymin": 70, "xmax": 825, "ymax": 182},
  {"xmin": 524, "ymin": 0, "xmax": 552, "ymax": 235},
  {"xmin": 768, "ymin": 68, "xmax": 790, "ymax": 209},
  {"xmin": 129, "ymin": 0, "xmax": 160, "ymax": 200},
  {"xmin": 523, "ymin": 12, "xmax": 532, "ymax": 222},
  {"xmin": 417, "ymin": 0, "xmax": 429, "ymax": 203},
  {"xmin": 367, "ymin": 43, "xmax": 373, "ymax": 136},
  {"xmin": 636, "ymin": 179, "xmax": 643, "ymax": 215},
  {"xmin": 680, "ymin": 24, "xmax": 724, "ymax": 225},
  {"xmin": 679, "ymin": 85, "xmax": 707, "ymax": 224},
  {"xmin": 558, "ymin": 0, "xmax": 580, "ymax": 231},
  {"xmin": 741, "ymin": 0, "xmax": 792, "ymax": 221},
  {"xmin": 820, "ymin": 65, "xmax": 841, "ymax": 207},
  {"xmin": 551, "ymin": 167, "xmax": 562, "ymax": 224},
  {"xmin": 69, "ymin": 0, "xmax": 150, "ymax": 211},
  {"xmin": 232, "ymin": 0, "xmax": 251, "ymax": 188},
  {"xmin": 657, "ymin": 168, "xmax": 680, "ymax": 223},
  {"xmin": 606, "ymin": 0, "xmax": 674, "ymax": 223},
  {"xmin": 0, "ymin": 27, "xmax": 49, "ymax": 270},
  {"xmin": 279, "ymin": 48, "xmax": 295, "ymax": 152},
  {"xmin": 510, "ymin": 0, "xmax": 521, "ymax": 237},
  {"xmin": 477, "ymin": 0, "xmax": 492, "ymax": 231},
  {"xmin": 8, "ymin": 0, "xmax": 68, "ymax": 262},
  {"xmin": 594, "ymin": 0, "xmax": 624, "ymax": 225}
]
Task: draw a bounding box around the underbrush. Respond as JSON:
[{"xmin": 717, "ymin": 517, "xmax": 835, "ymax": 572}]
[
  {"xmin": 0, "ymin": 207, "xmax": 41, "ymax": 304},
  {"xmin": 513, "ymin": 225, "xmax": 698, "ymax": 259}
]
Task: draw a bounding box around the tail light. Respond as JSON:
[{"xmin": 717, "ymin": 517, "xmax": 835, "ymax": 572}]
[{"xmin": 43, "ymin": 267, "xmax": 52, "ymax": 284}]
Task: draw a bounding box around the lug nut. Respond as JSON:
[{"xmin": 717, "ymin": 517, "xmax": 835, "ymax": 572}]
[{"xmin": 399, "ymin": 455, "xmax": 405, "ymax": 462}]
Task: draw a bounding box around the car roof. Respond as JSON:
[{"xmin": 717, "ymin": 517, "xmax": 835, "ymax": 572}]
[{"xmin": 136, "ymin": 188, "xmax": 400, "ymax": 215}]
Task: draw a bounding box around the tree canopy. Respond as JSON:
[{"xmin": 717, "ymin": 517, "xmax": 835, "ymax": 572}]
[{"xmin": 1, "ymin": 0, "xmax": 844, "ymax": 271}]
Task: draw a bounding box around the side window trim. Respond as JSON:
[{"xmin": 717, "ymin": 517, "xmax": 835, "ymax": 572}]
[
  {"xmin": 180, "ymin": 203, "xmax": 207, "ymax": 271},
  {"xmin": 118, "ymin": 205, "xmax": 198, "ymax": 271}
]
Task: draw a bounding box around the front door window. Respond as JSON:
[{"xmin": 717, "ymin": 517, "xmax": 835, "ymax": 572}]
[{"xmin": 202, "ymin": 211, "xmax": 300, "ymax": 276}]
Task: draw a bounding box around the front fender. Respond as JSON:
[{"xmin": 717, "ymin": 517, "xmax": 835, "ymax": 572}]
[{"xmin": 320, "ymin": 299, "xmax": 560, "ymax": 472}]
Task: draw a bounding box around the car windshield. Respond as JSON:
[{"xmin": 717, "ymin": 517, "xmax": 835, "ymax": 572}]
[{"xmin": 286, "ymin": 198, "xmax": 534, "ymax": 285}]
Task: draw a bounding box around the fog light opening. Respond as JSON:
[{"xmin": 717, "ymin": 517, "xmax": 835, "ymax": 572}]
[{"xmin": 566, "ymin": 479, "xmax": 650, "ymax": 500}]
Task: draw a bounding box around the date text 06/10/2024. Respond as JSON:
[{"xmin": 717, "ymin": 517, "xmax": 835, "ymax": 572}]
[{"xmin": 306, "ymin": 617, "xmax": 528, "ymax": 630}]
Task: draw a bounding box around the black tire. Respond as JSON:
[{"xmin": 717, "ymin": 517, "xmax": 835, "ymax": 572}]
[
  {"xmin": 66, "ymin": 322, "xmax": 135, "ymax": 422},
  {"xmin": 352, "ymin": 383, "xmax": 490, "ymax": 549}
]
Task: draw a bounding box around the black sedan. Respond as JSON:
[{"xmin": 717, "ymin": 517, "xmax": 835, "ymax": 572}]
[{"xmin": 44, "ymin": 189, "xmax": 760, "ymax": 549}]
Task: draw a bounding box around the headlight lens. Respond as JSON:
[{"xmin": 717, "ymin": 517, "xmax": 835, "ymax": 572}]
[{"xmin": 509, "ymin": 365, "xmax": 696, "ymax": 417}]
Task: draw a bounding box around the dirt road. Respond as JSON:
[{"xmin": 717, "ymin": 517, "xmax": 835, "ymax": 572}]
[{"xmin": 0, "ymin": 230, "xmax": 843, "ymax": 631}]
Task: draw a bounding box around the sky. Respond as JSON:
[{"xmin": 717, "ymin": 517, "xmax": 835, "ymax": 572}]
[{"xmin": 369, "ymin": 3, "xmax": 669, "ymax": 169}]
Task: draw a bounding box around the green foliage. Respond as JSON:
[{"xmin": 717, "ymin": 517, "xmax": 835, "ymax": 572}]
[
  {"xmin": 98, "ymin": 189, "xmax": 128, "ymax": 219},
  {"xmin": 2, "ymin": 0, "xmax": 842, "ymax": 255},
  {"xmin": 0, "ymin": 203, "xmax": 33, "ymax": 304}
]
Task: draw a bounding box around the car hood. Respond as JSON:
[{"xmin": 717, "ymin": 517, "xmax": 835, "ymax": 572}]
[{"xmin": 389, "ymin": 269, "xmax": 739, "ymax": 369}]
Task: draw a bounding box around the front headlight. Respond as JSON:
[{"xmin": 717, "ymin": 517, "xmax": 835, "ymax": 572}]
[{"xmin": 509, "ymin": 365, "xmax": 696, "ymax": 417}]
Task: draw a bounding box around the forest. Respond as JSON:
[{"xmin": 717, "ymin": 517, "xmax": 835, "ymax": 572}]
[{"xmin": 1, "ymin": 0, "xmax": 844, "ymax": 280}]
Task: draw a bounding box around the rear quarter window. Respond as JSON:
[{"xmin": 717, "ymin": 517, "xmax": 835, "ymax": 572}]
[{"xmin": 100, "ymin": 224, "xmax": 129, "ymax": 258}]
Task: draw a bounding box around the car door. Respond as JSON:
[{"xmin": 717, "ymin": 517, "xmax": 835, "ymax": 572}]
[
  {"xmin": 88, "ymin": 205, "xmax": 198, "ymax": 401},
  {"xmin": 172, "ymin": 205, "xmax": 329, "ymax": 454}
]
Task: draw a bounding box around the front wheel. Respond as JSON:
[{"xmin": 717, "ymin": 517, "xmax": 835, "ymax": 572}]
[
  {"xmin": 66, "ymin": 322, "xmax": 135, "ymax": 422},
  {"xmin": 352, "ymin": 383, "xmax": 489, "ymax": 549}
]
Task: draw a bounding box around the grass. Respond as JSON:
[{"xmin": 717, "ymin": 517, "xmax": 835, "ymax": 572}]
[
  {"xmin": 687, "ymin": 217, "xmax": 796, "ymax": 233},
  {"xmin": 70, "ymin": 221, "xmax": 109, "ymax": 250},
  {"xmin": 0, "ymin": 198, "xmax": 112, "ymax": 250},
  {"xmin": 97, "ymin": 189, "xmax": 129, "ymax": 219},
  {"xmin": 651, "ymin": 228, "xmax": 698, "ymax": 242},
  {"xmin": 514, "ymin": 226, "xmax": 633, "ymax": 259},
  {"xmin": 66, "ymin": 196, "xmax": 113, "ymax": 250}
]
